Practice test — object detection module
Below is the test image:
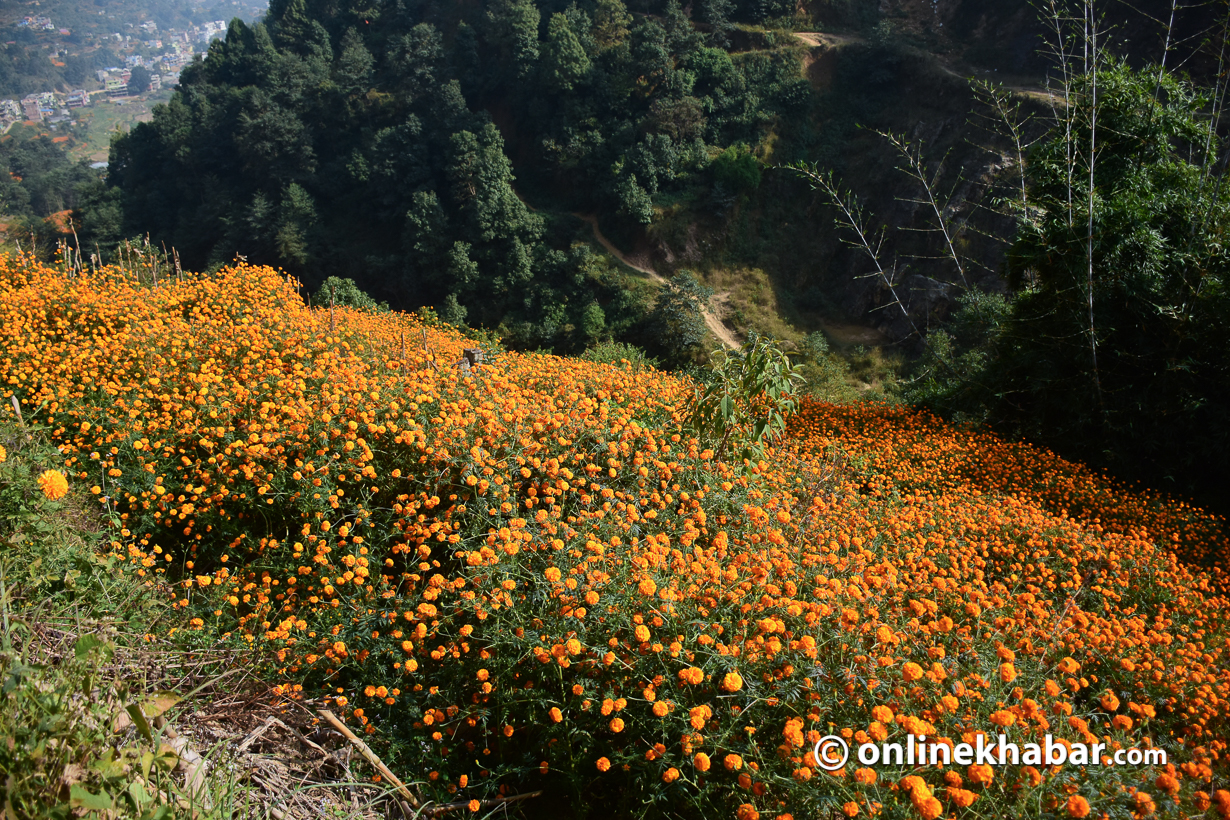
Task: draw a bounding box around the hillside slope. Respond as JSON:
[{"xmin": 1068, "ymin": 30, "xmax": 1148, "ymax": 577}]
[{"xmin": 2, "ymin": 257, "xmax": 1229, "ymax": 818}]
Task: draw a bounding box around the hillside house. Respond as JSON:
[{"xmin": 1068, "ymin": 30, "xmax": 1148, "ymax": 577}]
[{"xmin": 20, "ymin": 97, "xmax": 42, "ymax": 122}]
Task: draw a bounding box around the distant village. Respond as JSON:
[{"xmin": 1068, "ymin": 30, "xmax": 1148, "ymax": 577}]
[{"xmin": 0, "ymin": 16, "xmax": 232, "ymax": 135}]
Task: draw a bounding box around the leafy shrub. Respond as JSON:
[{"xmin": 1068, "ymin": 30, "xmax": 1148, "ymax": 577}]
[{"xmin": 711, "ymin": 144, "xmax": 762, "ymax": 195}]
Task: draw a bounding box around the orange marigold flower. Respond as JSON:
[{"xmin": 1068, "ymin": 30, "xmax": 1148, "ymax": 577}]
[
  {"xmin": 596, "ymin": 757, "xmax": 611, "ymax": 772},
  {"xmin": 853, "ymin": 767, "xmax": 876, "ymax": 785},
  {"xmin": 549, "ymin": 707, "xmax": 563, "ymax": 723},
  {"xmin": 721, "ymin": 671, "xmax": 744, "ymax": 692},
  {"xmin": 609, "ymin": 717, "xmax": 625, "ymax": 733},
  {"xmin": 694, "ymin": 753, "xmax": 711, "ymax": 772},
  {"xmin": 724, "ymin": 754, "xmax": 743, "ymax": 771},
  {"xmin": 1100, "ymin": 691, "xmax": 1120, "ymax": 712},
  {"xmin": 735, "ymin": 804, "xmax": 759, "ymax": 820},
  {"xmin": 662, "ymin": 767, "xmax": 680, "ymax": 784},
  {"xmin": 901, "ymin": 662, "xmax": 923, "ymax": 682},
  {"xmin": 38, "ymin": 469, "xmax": 68, "ymax": 501},
  {"xmin": 467, "ymin": 800, "xmax": 480, "ymax": 813},
  {"xmin": 947, "ymin": 787, "xmax": 978, "ymax": 808},
  {"xmin": 967, "ymin": 763, "xmax": 993, "ymax": 787},
  {"xmin": 842, "ymin": 802, "xmax": 859, "ymax": 817},
  {"xmin": 999, "ymin": 662, "xmax": 1017, "ymax": 683},
  {"xmin": 653, "ymin": 700, "xmax": 671, "ymax": 717},
  {"xmin": 679, "ymin": 666, "xmax": 704, "ymax": 685}
]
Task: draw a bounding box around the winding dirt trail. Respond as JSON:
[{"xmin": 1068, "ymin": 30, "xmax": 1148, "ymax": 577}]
[
  {"xmin": 573, "ymin": 214, "xmax": 740, "ymax": 350},
  {"xmin": 791, "ymin": 31, "xmax": 1061, "ymax": 104}
]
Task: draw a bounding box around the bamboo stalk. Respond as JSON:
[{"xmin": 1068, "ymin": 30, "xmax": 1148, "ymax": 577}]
[{"xmin": 316, "ymin": 710, "xmax": 420, "ymax": 810}]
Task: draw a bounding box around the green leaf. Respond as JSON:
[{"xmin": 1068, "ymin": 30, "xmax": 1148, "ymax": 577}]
[
  {"xmin": 74, "ymin": 634, "xmax": 112, "ymax": 662},
  {"xmin": 69, "ymin": 785, "xmax": 113, "ymax": 812},
  {"xmin": 126, "ymin": 703, "xmax": 153, "ymax": 744},
  {"xmin": 142, "ymin": 692, "xmax": 180, "ymax": 719}
]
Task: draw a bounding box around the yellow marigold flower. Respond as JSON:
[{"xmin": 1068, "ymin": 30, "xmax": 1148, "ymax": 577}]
[
  {"xmin": 0, "ymin": 444, "xmax": 6, "ymax": 463},
  {"xmin": 38, "ymin": 469, "xmax": 68, "ymax": 500}
]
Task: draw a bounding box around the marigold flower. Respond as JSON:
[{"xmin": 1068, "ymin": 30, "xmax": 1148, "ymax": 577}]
[
  {"xmin": 999, "ymin": 662, "xmax": 1017, "ymax": 683},
  {"xmin": 596, "ymin": 757, "xmax": 611, "ymax": 772},
  {"xmin": 662, "ymin": 767, "xmax": 680, "ymax": 784},
  {"xmin": 967, "ymin": 764, "xmax": 993, "ymax": 787},
  {"xmin": 549, "ymin": 707, "xmax": 562, "ymax": 723},
  {"xmin": 1100, "ymin": 691, "xmax": 1120, "ymax": 712},
  {"xmin": 38, "ymin": 469, "xmax": 68, "ymax": 500},
  {"xmin": 724, "ymin": 754, "xmax": 743, "ymax": 771},
  {"xmin": 721, "ymin": 671, "xmax": 744, "ymax": 692},
  {"xmin": 609, "ymin": 717, "xmax": 624, "ymax": 733},
  {"xmin": 735, "ymin": 804, "xmax": 758, "ymax": 820},
  {"xmin": 694, "ymin": 753, "xmax": 711, "ymax": 772},
  {"xmin": 901, "ymin": 662, "xmax": 923, "ymax": 682},
  {"xmin": 679, "ymin": 666, "xmax": 704, "ymax": 685}
]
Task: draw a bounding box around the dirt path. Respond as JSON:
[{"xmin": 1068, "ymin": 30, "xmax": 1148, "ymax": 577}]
[
  {"xmin": 791, "ymin": 31, "xmax": 862, "ymax": 49},
  {"xmin": 793, "ymin": 31, "xmax": 1060, "ymax": 104},
  {"xmin": 574, "ymin": 214, "xmax": 740, "ymax": 350}
]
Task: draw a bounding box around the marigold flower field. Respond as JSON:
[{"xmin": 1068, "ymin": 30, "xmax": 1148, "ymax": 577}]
[{"xmin": 3, "ymin": 256, "xmax": 1230, "ymax": 818}]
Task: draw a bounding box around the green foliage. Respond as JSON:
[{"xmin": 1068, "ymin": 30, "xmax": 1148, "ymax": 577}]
[
  {"xmin": 914, "ymin": 62, "xmax": 1230, "ymax": 512},
  {"xmin": 711, "ymin": 143, "xmax": 761, "ymax": 194},
  {"xmin": 688, "ymin": 334, "xmax": 804, "ymax": 461},
  {"xmin": 646, "ymin": 271, "xmax": 712, "ymax": 365},
  {"xmin": 543, "ymin": 13, "xmax": 592, "ymax": 93},
  {"xmin": 0, "ymin": 420, "xmax": 196, "ymax": 819},
  {"xmin": 97, "ymin": 0, "xmax": 819, "ymax": 359},
  {"xmin": 311, "ymin": 276, "xmax": 388, "ymax": 311},
  {"xmin": 579, "ymin": 339, "xmax": 658, "ymax": 370}
]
